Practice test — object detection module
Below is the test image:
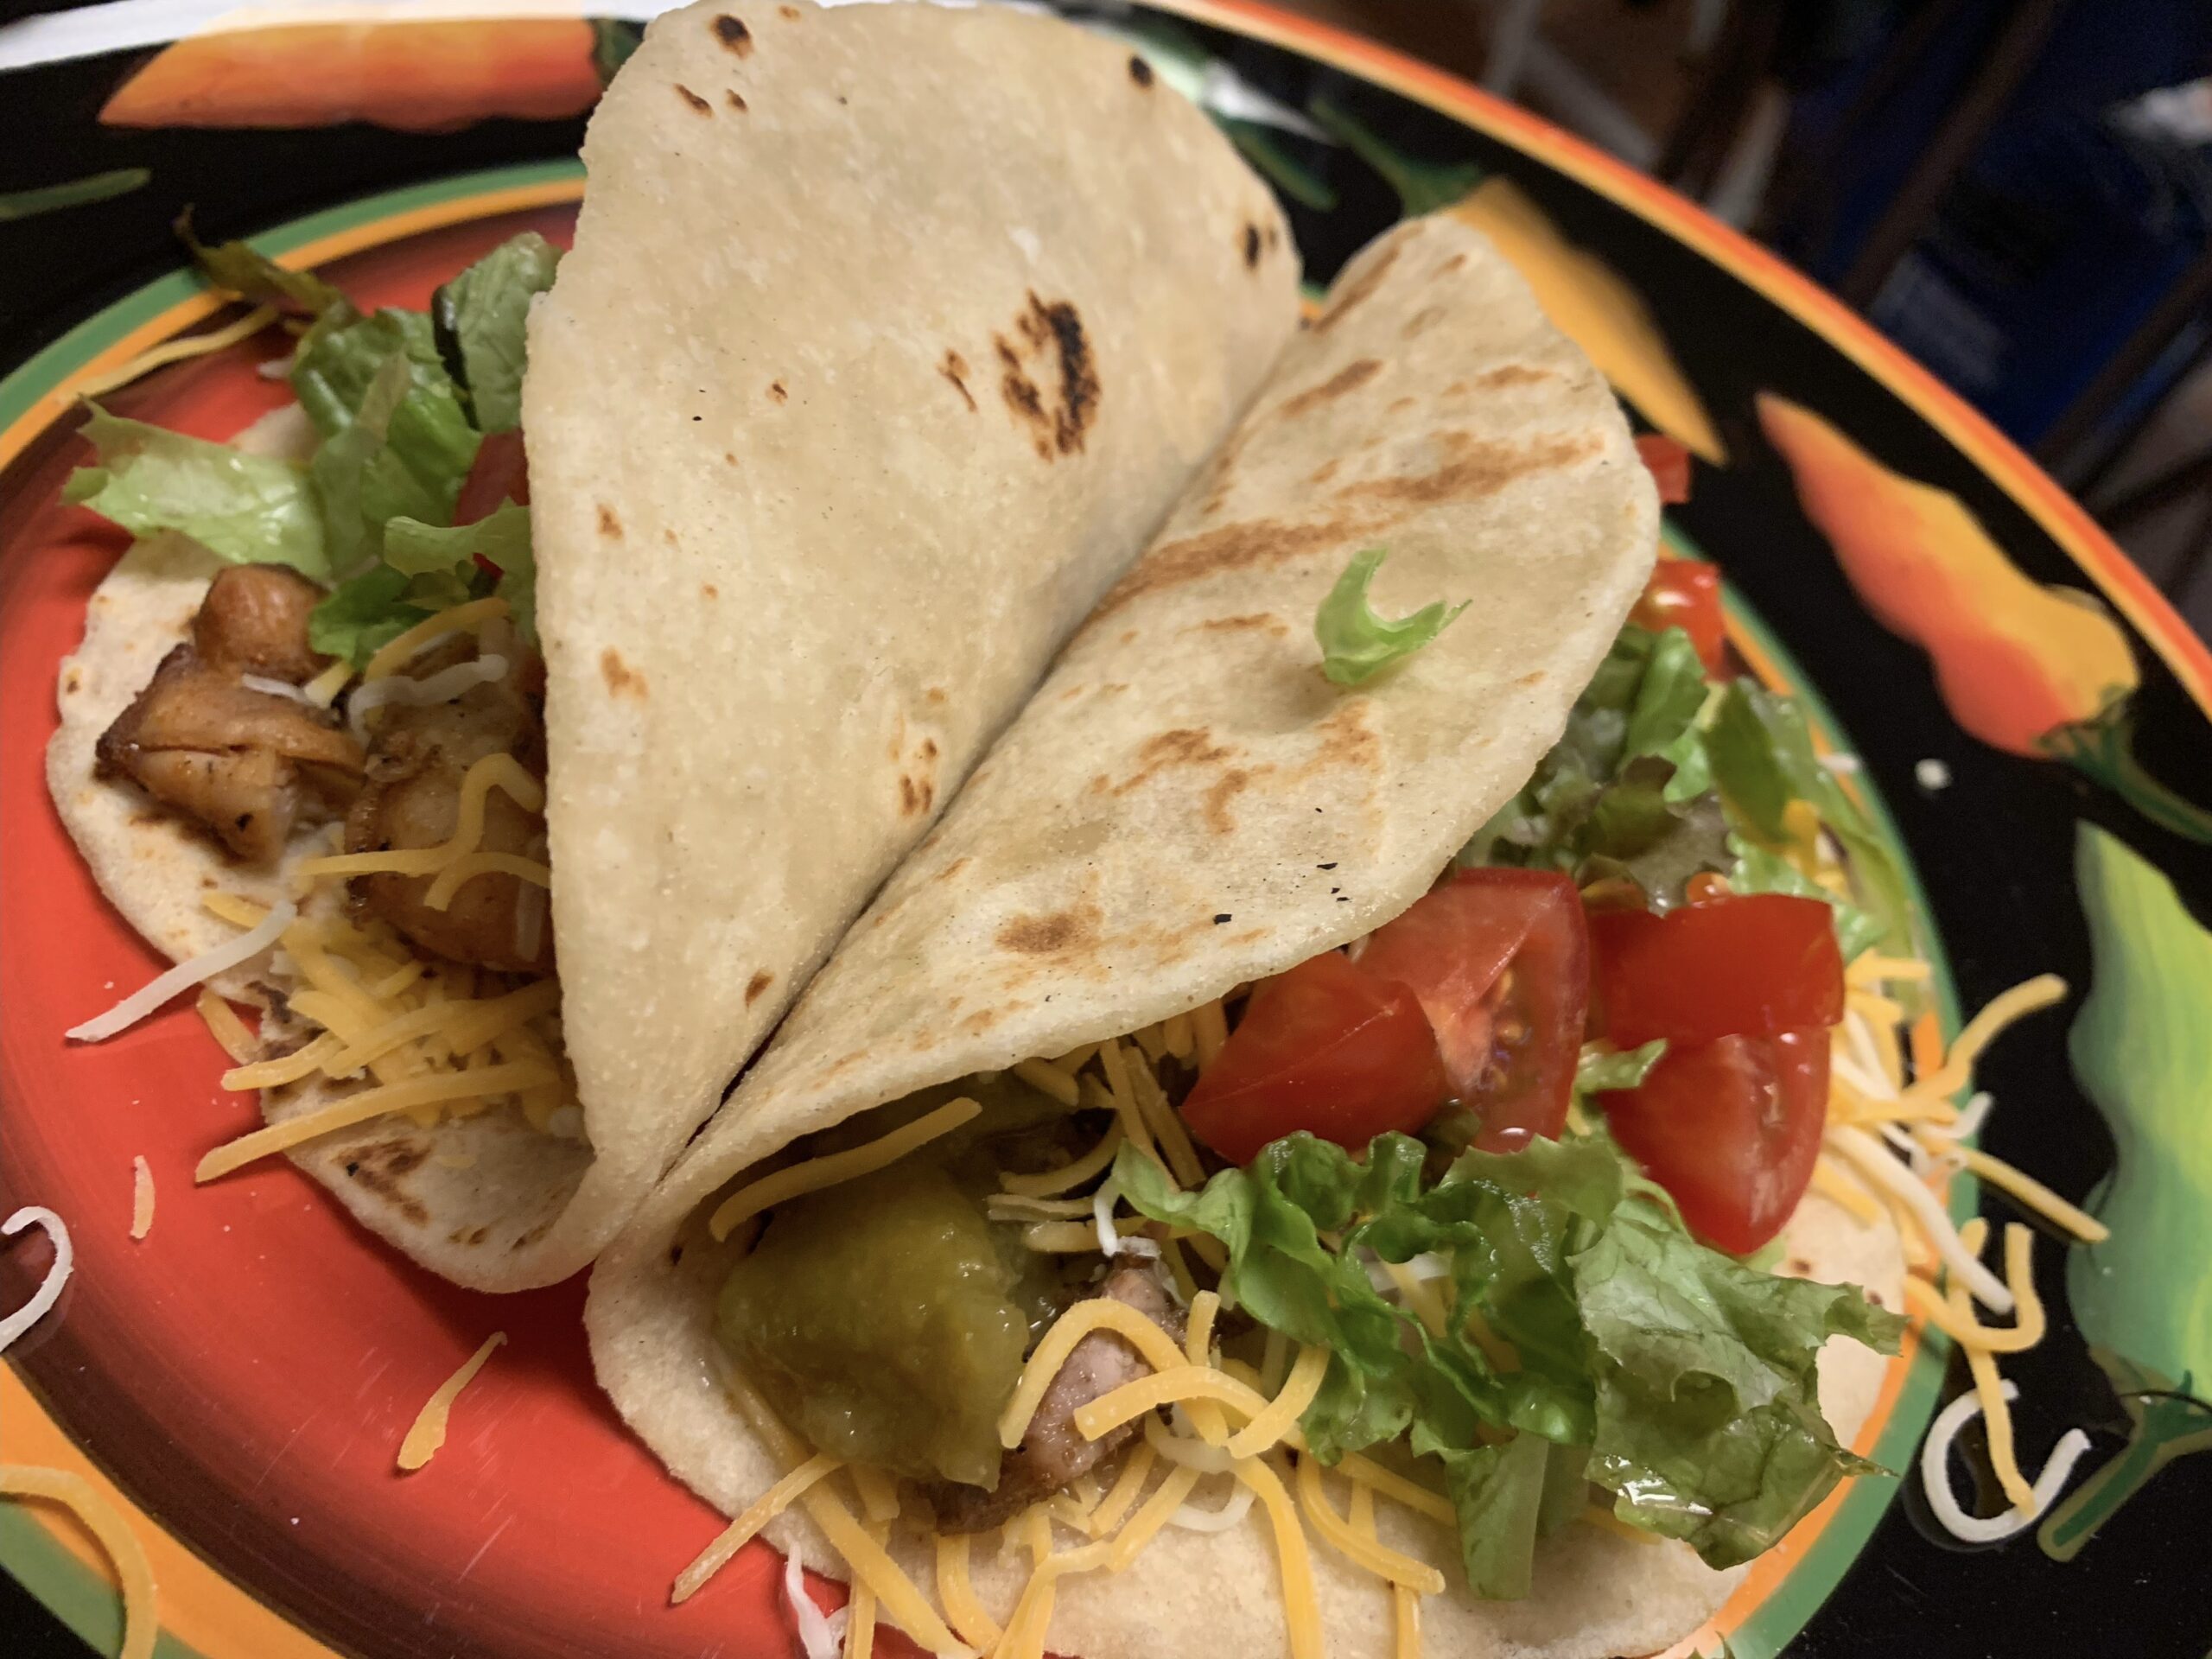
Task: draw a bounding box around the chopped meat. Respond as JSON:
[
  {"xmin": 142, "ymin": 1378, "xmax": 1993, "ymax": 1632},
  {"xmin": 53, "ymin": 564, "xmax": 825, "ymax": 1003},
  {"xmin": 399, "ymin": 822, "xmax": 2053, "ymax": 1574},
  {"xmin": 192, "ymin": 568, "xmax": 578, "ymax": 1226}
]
[
  {"xmin": 926, "ymin": 1263, "xmax": 1185, "ymax": 1533},
  {"xmin": 344, "ymin": 619, "xmax": 553, "ymax": 976},
  {"xmin": 191, "ymin": 564, "xmax": 330, "ymax": 681},
  {"xmin": 95, "ymin": 567, "xmax": 363, "ymax": 864}
]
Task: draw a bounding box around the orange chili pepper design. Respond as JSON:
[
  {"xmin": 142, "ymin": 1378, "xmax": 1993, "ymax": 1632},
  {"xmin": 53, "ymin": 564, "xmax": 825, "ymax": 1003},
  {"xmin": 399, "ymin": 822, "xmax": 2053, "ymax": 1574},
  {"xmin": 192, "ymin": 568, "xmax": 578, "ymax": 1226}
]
[
  {"xmin": 101, "ymin": 20, "xmax": 606, "ymax": 133},
  {"xmin": 1758, "ymin": 393, "xmax": 2134, "ymax": 753},
  {"xmin": 1760, "ymin": 393, "xmax": 2212, "ymax": 842}
]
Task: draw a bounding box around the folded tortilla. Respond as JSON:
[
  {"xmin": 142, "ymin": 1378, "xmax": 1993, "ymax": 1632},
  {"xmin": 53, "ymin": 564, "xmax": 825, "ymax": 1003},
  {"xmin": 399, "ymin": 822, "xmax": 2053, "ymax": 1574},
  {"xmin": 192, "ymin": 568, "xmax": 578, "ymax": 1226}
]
[
  {"xmin": 46, "ymin": 0, "xmax": 1298, "ymax": 1289},
  {"xmin": 588, "ymin": 213, "xmax": 1901, "ymax": 1655}
]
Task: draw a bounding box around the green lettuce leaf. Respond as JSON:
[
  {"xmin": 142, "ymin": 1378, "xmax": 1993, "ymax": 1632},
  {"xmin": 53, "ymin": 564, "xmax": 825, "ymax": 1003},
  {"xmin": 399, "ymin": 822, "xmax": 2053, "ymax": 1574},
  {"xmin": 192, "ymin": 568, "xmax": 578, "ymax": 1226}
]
[
  {"xmin": 431, "ymin": 232, "xmax": 561, "ymax": 434},
  {"xmin": 308, "ymin": 566, "xmax": 427, "ymax": 666},
  {"xmin": 306, "ymin": 347, "xmax": 480, "ymax": 574},
  {"xmin": 382, "ymin": 505, "xmax": 535, "ymax": 643},
  {"xmin": 63, "ymin": 405, "xmax": 328, "ymax": 579},
  {"xmin": 1115, "ymin": 1126, "xmax": 1901, "ymax": 1596},
  {"xmin": 1434, "ymin": 1431, "xmax": 1550, "ymax": 1599},
  {"xmin": 1316, "ymin": 549, "xmax": 1468, "ymax": 686},
  {"xmin": 1706, "ymin": 682, "xmax": 1912, "ymax": 956},
  {"xmin": 292, "ymin": 308, "xmax": 480, "ymax": 556},
  {"xmin": 177, "ymin": 212, "xmax": 350, "ymax": 317},
  {"xmin": 1574, "ymin": 1039, "xmax": 1667, "ymax": 1095},
  {"xmin": 1577, "ymin": 1200, "xmax": 1902, "ymax": 1564},
  {"xmin": 1460, "ymin": 623, "xmax": 1728, "ymax": 906}
]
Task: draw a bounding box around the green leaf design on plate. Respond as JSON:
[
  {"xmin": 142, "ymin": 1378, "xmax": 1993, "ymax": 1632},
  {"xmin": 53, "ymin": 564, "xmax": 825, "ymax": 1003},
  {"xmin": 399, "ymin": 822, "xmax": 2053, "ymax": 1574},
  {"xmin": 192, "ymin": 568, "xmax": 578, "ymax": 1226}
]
[
  {"xmin": 2067, "ymin": 823, "xmax": 2212, "ymax": 1385},
  {"xmin": 1307, "ymin": 97, "xmax": 1484, "ymax": 218},
  {"xmin": 0, "ymin": 168, "xmax": 151, "ymax": 224}
]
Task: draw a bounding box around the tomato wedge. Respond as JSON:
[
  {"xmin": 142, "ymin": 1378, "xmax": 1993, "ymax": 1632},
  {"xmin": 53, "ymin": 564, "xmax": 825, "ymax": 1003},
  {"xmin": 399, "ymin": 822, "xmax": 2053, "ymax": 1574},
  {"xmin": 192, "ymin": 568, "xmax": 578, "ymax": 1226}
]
[
  {"xmin": 1598, "ymin": 1028, "xmax": 1828, "ymax": 1254},
  {"xmin": 1630, "ymin": 559, "xmax": 1726, "ymax": 676},
  {"xmin": 1179, "ymin": 951, "xmax": 1448, "ymax": 1166},
  {"xmin": 455, "ymin": 428, "xmax": 530, "ymax": 532},
  {"xmin": 1350, "ymin": 868, "xmax": 1588, "ymax": 1151},
  {"xmin": 1591, "ymin": 895, "xmax": 1843, "ymax": 1049},
  {"xmin": 1633, "ymin": 434, "xmax": 1693, "ymax": 505}
]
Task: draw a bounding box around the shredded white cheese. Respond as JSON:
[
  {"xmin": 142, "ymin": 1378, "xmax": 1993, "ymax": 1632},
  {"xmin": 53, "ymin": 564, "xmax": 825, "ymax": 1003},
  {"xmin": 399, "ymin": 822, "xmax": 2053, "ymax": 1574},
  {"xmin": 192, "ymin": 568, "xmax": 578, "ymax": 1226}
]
[
  {"xmin": 347, "ymin": 654, "xmax": 509, "ymax": 743},
  {"xmin": 1919, "ymin": 1381, "xmax": 2094, "ymax": 1541},
  {"xmin": 0, "ymin": 1208, "xmax": 72, "ymax": 1351},
  {"xmin": 67, "ymin": 900, "xmax": 296, "ymax": 1042}
]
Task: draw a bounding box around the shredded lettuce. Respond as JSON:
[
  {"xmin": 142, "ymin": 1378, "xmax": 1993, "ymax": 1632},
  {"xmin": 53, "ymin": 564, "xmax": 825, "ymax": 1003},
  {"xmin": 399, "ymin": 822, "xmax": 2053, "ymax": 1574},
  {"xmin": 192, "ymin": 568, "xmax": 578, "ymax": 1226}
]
[
  {"xmin": 431, "ymin": 232, "xmax": 561, "ymax": 434},
  {"xmin": 1705, "ymin": 682, "xmax": 1911, "ymax": 957},
  {"xmin": 1316, "ymin": 549, "xmax": 1468, "ymax": 686},
  {"xmin": 308, "ymin": 567, "xmax": 427, "ymax": 667},
  {"xmin": 1573, "ymin": 1039, "xmax": 1667, "ymax": 1095},
  {"xmin": 63, "ymin": 406, "xmax": 328, "ymax": 579},
  {"xmin": 1116, "ymin": 1129, "xmax": 1900, "ymax": 1597},
  {"xmin": 386, "ymin": 505, "xmax": 535, "ymax": 639},
  {"xmin": 1459, "ymin": 623, "xmax": 1728, "ymax": 906},
  {"xmin": 177, "ymin": 213, "xmax": 350, "ymax": 318}
]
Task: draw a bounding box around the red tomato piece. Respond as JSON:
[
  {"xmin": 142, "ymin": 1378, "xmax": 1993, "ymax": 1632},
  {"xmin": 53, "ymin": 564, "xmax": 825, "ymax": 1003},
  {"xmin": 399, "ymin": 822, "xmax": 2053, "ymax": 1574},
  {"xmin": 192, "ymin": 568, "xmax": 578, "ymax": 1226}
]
[
  {"xmin": 1179, "ymin": 951, "xmax": 1449, "ymax": 1166},
  {"xmin": 1598, "ymin": 1028, "xmax": 1828, "ymax": 1254},
  {"xmin": 1591, "ymin": 895, "xmax": 1843, "ymax": 1050},
  {"xmin": 1630, "ymin": 558, "xmax": 1727, "ymax": 676},
  {"xmin": 1634, "ymin": 434, "xmax": 1693, "ymax": 504},
  {"xmin": 455, "ymin": 428, "xmax": 530, "ymax": 535},
  {"xmin": 1350, "ymin": 868, "xmax": 1588, "ymax": 1151}
]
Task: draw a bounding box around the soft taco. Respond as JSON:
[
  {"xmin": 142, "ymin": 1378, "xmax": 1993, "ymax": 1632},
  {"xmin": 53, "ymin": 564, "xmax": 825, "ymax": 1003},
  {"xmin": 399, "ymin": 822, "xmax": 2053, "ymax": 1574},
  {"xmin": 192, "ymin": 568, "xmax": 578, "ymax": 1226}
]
[
  {"xmin": 47, "ymin": 0, "xmax": 1299, "ymax": 1290},
  {"xmin": 584, "ymin": 213, "xmax": 1910, "ymax": 1659}
]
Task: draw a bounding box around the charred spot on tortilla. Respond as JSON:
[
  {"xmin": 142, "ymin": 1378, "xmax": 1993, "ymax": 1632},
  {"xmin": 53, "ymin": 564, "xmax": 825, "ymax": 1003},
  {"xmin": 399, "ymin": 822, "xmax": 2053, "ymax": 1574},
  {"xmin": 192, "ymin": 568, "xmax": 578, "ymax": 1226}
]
[
  {"xmin": 745, "ymin": 971, "xmax": 774, "ymax": 1006},
  {"xmin": 1476, "ymin": 364, "xmax": 1558, "ymax": 390},
  {"xmin": 938, "ymin": 350, "xmax": 977, "ymax": 411},
  {"xmin": 1280, "ymin": 358, "xmax": 1382, "ymax": 420},
  {"xmin": 726, "ymin": 90, "xmax": 748, "ymax": 112},
  {"xmin": 595, "ymin": 503, "xmax": 622, "ymax": 538},
  {"xmin": 341, "ymin": 1144, "xmax": 432, "ymax": 1226},
  {"xmin": 1243, "ymin": 223, "xmax": 1262, "ymax": 268},
  {"xmin": 995, "ymin": 905, "xmax": 1101, "ymax": 955},
  {"xmin": 450, "ymin": 1224, "xmax": 493, "ymax": 1247},
  {"xmin": 1093, "ymin": 518, "xmax": 1351, "ymax": 620},
  {"xmin": 1337, "ymin": 431, "xmax": 1599, "ymax": 508},
  {"xmin": 599, "ymin": 648, "xmax": 646, "ymax": 698},
  {"xmin": 1309, "ymin": 459, "xmax": 1340, "ymax": 485},
  {"xmin": 701, "ymin": 583, "xmax": 719, "ymax": 600},
  {"xmin": 63, "ymin": 668, "xmax": 81, "ymax": 694},
  {"xmin": 925, "ymin": 687, "xmax": 947, "ymax": 706},
  {"xmin": 996, "ymin": 293, "xmax": 1098, "ymax": 458},
  {"xmin": 676, "ymin": 83, "xmax": 713, "ymax": 114},
  {"xmin": 898, "ymin": 773, "xmax": 932, "ymax": 817},
  {"xmin": 1402, "ymin": 305, "xmax": 1446, "ymax": 340},
  {"xmin": 1128, "ymin": 54, "xmax": 1153, "ymax": 86},
  {"xmin": 1205, "ymin": 767, "xmax": 1257, "ymax": 834},
  {"xmin": 1195, "ymin": 613, "xmax": 1288, "ymax": 637},
  {"xmin": 711, "ymin": 13, "xmax": 753, "ymax": 54},
  {"xmin": 1312, "ymin": 240, "xmax": 1400, "ymax": 334},
  {"xmin": 767, "ymin": 380, "xmax": 788, "ymax": 404},
  {"xmin": 779, "ymin": 3, "xmax": 799, "ymax": 16},
  {"xmin": 1115, "ymin": 727, "xmax": 1233, "ymax": 795}
]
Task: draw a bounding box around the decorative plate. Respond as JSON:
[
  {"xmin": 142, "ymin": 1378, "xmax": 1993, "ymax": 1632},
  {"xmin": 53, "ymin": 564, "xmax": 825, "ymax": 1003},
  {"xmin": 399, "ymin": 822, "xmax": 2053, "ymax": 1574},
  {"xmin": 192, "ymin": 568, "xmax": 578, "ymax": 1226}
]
[{"xmin": 3, "ymin": 3, "xmax": 2208, "ymax": 1656}]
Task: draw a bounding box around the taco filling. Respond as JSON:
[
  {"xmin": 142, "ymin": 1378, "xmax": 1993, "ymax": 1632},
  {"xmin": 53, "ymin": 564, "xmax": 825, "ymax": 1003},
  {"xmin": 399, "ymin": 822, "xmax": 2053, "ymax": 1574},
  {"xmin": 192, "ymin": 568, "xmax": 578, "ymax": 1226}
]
[
  {"xmin": 62, "ymin": 228, "xmax": 580, "ymax": 1173},
  {"xmin": 693, "ymin": 575, "xmax": 1910, "ymax": 1623}
]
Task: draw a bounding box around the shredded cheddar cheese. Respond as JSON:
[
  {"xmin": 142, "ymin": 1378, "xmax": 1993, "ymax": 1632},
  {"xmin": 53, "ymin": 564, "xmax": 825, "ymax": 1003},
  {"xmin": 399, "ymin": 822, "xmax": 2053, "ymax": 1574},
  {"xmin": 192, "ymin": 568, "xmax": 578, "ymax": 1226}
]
[
  {"xmin": 998, "ymin": 1123, "xmax": 1123, "ymax": 1198},
  {"xmin": 74, "ymin": 303, "xmax": 279, "ymax": 401},
  {"xmin": 672, "ymin": 1453, "xmax": 843, "ymax": 1604},
  {"xmin": 934, "ymin": 1532, "xmax": 1001, "ymax": 1649},
  {"xmin": 709, "ymin": 1098, "xmax": 981, "ymax": 1243},
  {"xmin": 129, "ymin": 1157, "xmax": 154, "ymax": 1241},
  {"xmin": 195, "ymin": 988, "xmax": 257, "ymax": 1062},
  {"xmin": 362, "ymin": 595, "xmax": 508, "ymax": 682},
  {"xmin": 1295, "ymin": 1453, "xmax": 1446, "ymax": 1593},
  {"xmin": 998, "ymin": 1296, "xmax": 1192, "ymax": 1448},
  {"xmin": 397, "ymin": 1332, "xmax": 505, "ymax": 1472}
]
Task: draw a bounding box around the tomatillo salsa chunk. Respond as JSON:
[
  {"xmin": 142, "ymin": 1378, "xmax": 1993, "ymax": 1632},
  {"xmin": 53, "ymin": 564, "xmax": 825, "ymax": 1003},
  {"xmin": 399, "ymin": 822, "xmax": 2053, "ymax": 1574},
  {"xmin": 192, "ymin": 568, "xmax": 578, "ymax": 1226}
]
[{"xmin": 715, "ymin": 1161, "xmax": 1032, "ymax": 1488}]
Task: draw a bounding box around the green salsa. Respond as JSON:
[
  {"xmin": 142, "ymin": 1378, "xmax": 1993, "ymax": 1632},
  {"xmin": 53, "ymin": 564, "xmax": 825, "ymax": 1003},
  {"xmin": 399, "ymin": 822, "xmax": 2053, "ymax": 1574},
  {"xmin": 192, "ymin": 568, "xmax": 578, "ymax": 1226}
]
[{"xmin": 715, "ymin": 1155, "xmax": 1043, "ymax": 1487}]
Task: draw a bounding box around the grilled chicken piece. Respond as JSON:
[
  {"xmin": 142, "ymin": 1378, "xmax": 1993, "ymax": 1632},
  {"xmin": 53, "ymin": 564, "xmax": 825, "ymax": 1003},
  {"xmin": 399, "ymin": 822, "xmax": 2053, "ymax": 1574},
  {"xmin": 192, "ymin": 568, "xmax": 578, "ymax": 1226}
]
[
  {"xmin": 345, "ymin": 620, "xmax": 553, "ymax": 976},
  {"xmin": 95, "ymin": 568, "xmax": 362, "ymax": 863},
  {"xmin": 191, "ymin": 563, "xmax": 328, "ymax": 681},
  {"xmin": 928, "ymin": 1264, "xmax": 1185, "ymax": 1533}
]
